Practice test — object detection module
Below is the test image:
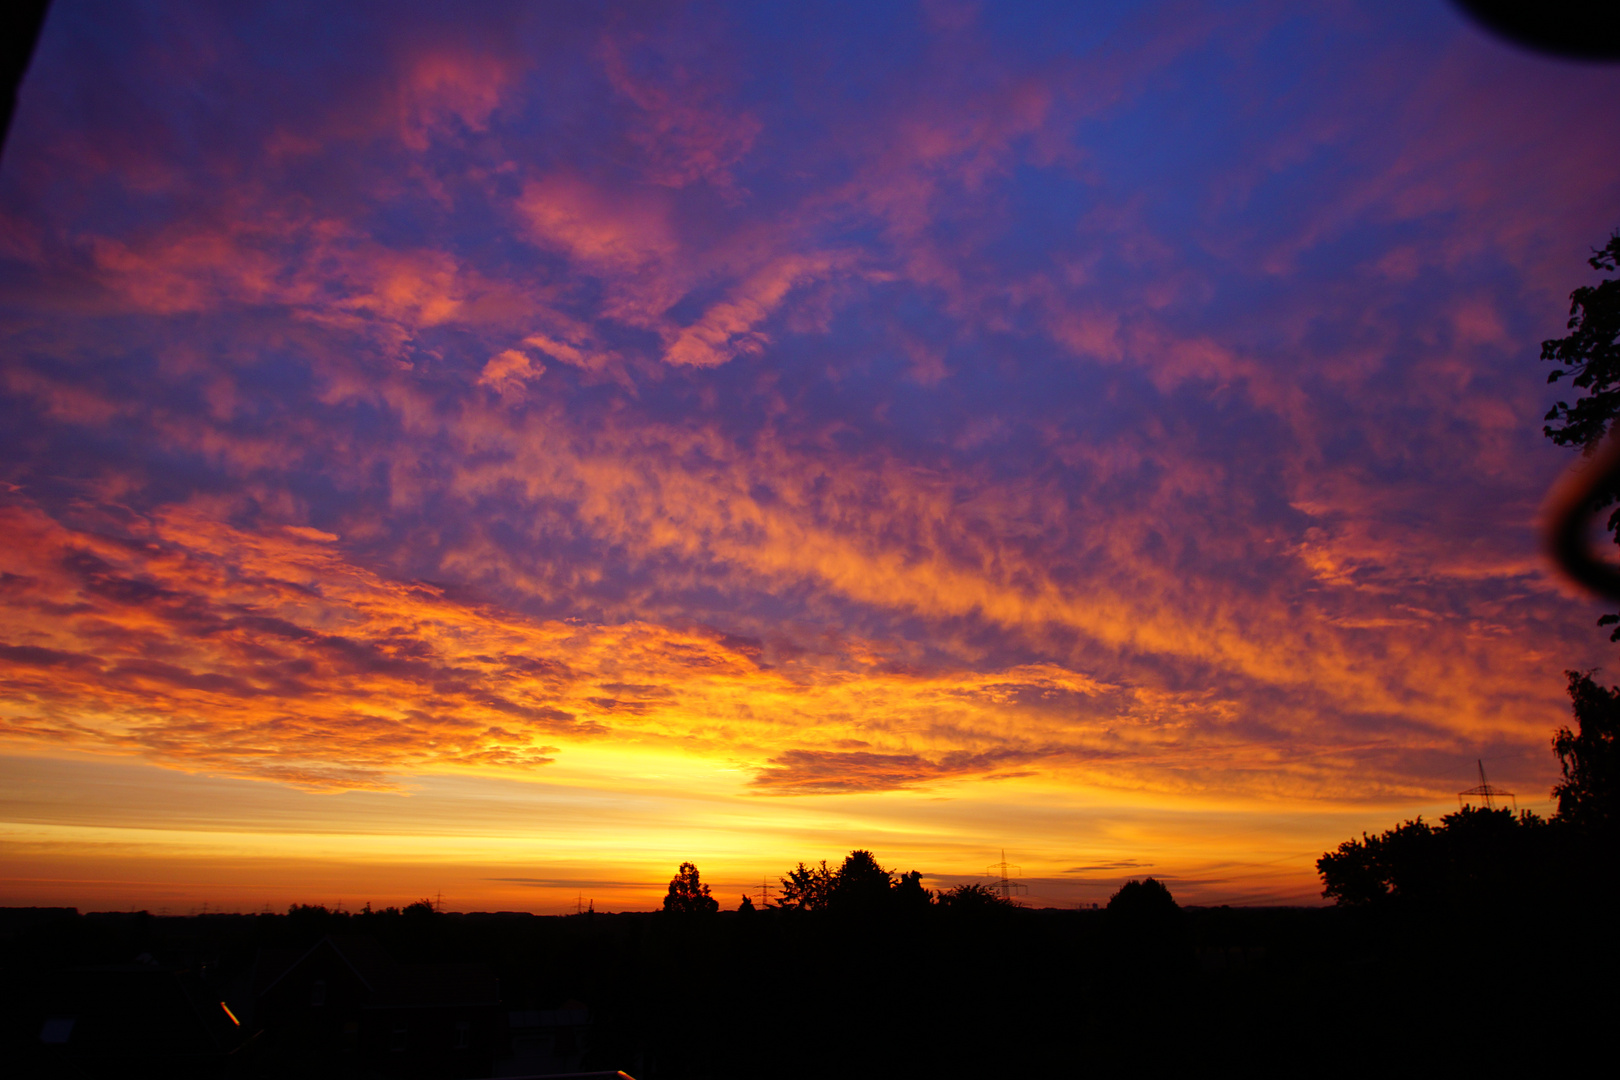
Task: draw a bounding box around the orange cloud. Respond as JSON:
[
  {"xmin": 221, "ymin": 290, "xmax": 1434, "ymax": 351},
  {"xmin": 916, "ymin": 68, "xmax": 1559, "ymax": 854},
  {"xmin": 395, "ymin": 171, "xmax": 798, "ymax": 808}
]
[
  {"xmin": 516, "ymin": 175, "xmax": 678, "ymax": 272},
  {"xmin": 663, "ymin": 253, "xmax": 855, "ymax": 368},
  {"xmin": 8, "ymin": 479, "xmax": 1544, "ymax": 808},
  {"xmin": 0, "ymin": 499, "xmax": 1118, "ymax": 794},
  {"xmin": 477, "ymin": 349, "xmax": 544, "ymax": 399},
  {"xmin": 2, "ymin": 0, "xmax": 1609, "ymax": 840}
]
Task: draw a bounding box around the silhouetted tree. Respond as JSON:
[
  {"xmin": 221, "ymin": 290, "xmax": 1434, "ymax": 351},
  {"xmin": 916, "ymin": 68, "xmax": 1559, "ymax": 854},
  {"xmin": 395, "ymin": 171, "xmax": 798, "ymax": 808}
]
[
  {"xmin": 776, "ymin": 860, "xmax": 836, "ymax": 910},
  {"xmin": 893, "ymin": 869, "xmax": 933, "ymax": 910},
  {"xmin": 737, "ymin": 893, "xmax": 755, "ymax": 913},
  {"xmin": 776, "ymin": 851, "xmax": 933, "ymax": 913},
  {"xmin": 1543, "ymin": 231, "xmax": 1620, "ymax": 634},
  {"xmin": 663, "ymin": 861, "xmax": 719, "ymax": 915},
  {"xmin": 1554, "ymin": 670, "xmax": 1620, "ymax": 832},
  {"xmin": 1317, "ymin": 807, "xmax": 1548, "ymax": 908},
  {"xmin": 1318, "ymin": 818, "xmax": 1435, "ymax": 906},
  {"xmin": 284, "ymin": 902, "xmax": 340, "ymax": 943},
  {"xmin": 1104, "ymin": 877, "xmax": 1189, "ymax": 978},
  {"xmin": 1543, "ymin": 232, "xmax": 1620, "ymax": 450},
  {"xmin": 830, "ymin": 849, "xmax": 894, "ymax": 910},
  {"xmin": 1106, "ymin": 877, "xmax": 1178, "ymax": 916}
]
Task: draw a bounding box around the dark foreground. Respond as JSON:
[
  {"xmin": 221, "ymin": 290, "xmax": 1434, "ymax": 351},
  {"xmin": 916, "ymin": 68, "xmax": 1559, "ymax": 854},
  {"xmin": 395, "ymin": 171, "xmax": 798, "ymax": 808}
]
[{"xmin": 2, "ymin": 898, "xmax": 1615, "ymax": 1079}]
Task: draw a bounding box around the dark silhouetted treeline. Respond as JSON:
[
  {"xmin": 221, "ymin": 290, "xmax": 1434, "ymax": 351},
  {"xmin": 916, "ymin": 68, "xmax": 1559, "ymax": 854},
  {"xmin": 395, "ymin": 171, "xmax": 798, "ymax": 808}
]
[
  {"xmin": 1318, "ymin": 670, "xmax": 1620, "ymax": 911},
  {"xmin": 6, "ymin": 871, "xmax": 1616, "ymax": 1078}
]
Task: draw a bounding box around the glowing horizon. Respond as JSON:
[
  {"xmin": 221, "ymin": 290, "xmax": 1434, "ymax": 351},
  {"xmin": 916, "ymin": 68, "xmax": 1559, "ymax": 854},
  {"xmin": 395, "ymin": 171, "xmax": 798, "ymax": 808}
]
[{"xmin": 3, "ymin": 0, "xmax": 1618, "ymax": 914}]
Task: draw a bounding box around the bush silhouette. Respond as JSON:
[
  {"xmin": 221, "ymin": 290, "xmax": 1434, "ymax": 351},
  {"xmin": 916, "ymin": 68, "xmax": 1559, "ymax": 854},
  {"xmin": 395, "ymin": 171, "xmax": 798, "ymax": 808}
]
[{"xmin": 936, "ymin": 882, "xmax": 1012, "ymax": 910}]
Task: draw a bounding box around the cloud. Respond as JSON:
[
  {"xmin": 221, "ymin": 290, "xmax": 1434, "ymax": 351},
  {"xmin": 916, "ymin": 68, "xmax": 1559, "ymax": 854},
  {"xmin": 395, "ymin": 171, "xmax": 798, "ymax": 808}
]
[
  {"xmin": 0, "ymin": 501, "xmax": 604, "ymax": 788},
  {"xmin": 396, "ymin": 50, "xmax": 515, "ymax": 152},
  {"xmin": 487, "ymin": 877, "xmax": 654, "ymax": 890},
  {"xmin": 477, "ymin": 349, "xmax": 544, "ymax": 399},
  {"xmin": 1, "ymin": 0, "xmax": 1615, "ymax": 820},
  {"xmin": 750, "ymin": 747, "xmax": 1043, "ymax": 794},
  {"xmin": 663, "ymin": 253, "xmax": 854, "ymax": 368},
  {"xmin": 1063, "ymin": 860, "xmax": 1153, "ymax": 874},
  {"xmin": 516, "ymin": 175, "xmax": 678, "ymax": 272},
  {"xmin": 599, "ymin": 32, "xmax": 762, "ymax": 192},
  {"xmin": 0, "ymin": 498, "xmax": 1137, "ymax": 794}
]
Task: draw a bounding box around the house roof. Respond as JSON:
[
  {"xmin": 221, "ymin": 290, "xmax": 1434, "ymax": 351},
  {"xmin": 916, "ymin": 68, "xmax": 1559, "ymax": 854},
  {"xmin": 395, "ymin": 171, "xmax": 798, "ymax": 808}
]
[{"xmin": 255, "ymin": 935, "xmax": 500, "ymax": 1009}]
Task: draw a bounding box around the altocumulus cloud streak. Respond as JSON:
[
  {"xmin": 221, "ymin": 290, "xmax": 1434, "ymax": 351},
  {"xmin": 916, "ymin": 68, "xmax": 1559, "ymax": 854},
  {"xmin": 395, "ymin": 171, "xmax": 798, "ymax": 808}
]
[{"xmin": 3, "ymin": 0, "xmax": 1620, "ymax": 905}]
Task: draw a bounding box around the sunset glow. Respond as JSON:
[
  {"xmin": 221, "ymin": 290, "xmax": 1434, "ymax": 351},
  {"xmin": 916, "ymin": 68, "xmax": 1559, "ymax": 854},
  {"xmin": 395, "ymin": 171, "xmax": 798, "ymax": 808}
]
[{"xmin": 4, "ymin": 0, "xmax": 1620, "ymax": 912}]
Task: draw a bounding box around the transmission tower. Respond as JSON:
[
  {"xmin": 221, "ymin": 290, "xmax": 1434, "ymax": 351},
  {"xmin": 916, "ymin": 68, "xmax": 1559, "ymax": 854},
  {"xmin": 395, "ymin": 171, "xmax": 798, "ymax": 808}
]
[
  {"xmin": 986, "ymin": 849, "xmax": 1029, "ymax": 902},
  {"xmin": 758, "ymin": 877, "xmax": 772, "ymax": 909},
  {"xmin": 1458, "ymin": 759, "xmax": 1516, "ymax": 811}
]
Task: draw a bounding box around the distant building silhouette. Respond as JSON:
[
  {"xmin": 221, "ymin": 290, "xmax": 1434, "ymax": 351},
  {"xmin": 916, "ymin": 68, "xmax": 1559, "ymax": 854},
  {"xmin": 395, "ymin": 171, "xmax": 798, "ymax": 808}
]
[{"xmin": 253, "ymin": 934, "xmax": 500, "ymax": 1077}]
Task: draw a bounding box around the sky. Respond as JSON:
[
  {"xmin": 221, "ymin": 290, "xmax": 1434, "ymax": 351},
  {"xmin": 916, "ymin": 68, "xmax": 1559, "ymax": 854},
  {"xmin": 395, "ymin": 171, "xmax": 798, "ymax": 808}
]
[{"xmin": 3, "ymin": 0, "xmax": 1620, "ymax": 913}]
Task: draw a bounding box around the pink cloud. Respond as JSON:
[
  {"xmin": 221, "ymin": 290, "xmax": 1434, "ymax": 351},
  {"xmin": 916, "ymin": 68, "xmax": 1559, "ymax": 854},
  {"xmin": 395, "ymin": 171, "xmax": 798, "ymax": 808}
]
[
  {"xmin": 397, "ymin": 50, "xmax": 515, "ymax": 151},
  {"xmin": 516, "ymin": 174, "xmax": 678, "ymax": 271},
  {"xmin": 663, "ymin": 252, "xmax": 855, "ymax": 368},
  {"xmin": 599, "ymin": 34, "xmax": 762, "ymax": 192},
  {"xmin": 477, "ymin": 349, "xmax": 544, "ymax": 399}
]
